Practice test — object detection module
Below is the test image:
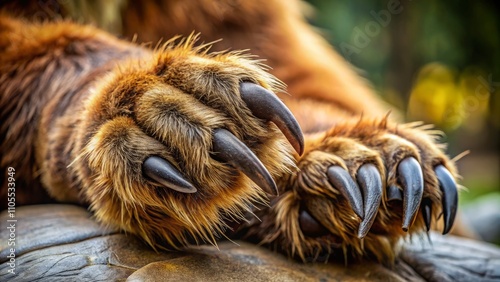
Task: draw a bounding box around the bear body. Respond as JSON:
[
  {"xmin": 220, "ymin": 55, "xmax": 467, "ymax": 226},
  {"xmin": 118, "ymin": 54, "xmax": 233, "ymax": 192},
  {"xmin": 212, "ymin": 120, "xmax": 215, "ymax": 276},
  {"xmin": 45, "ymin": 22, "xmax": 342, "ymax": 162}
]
[{"xmin": 0, "ymin": 0, "xmax": 458, "ymax": 262}]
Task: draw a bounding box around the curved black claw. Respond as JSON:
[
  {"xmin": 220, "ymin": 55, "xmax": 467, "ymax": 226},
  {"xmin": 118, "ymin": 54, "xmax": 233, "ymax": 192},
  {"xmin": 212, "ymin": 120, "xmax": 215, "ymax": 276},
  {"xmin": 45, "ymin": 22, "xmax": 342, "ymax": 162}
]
[
  {"xmin": 421, "ymin": 199, "xmax": 432, "ymax": 232},
  {"xmin": 240, "ymin": 82, "xmax": 304, "ymax": 155},
  {"xmin": 387, "ymin": 185, "xmax": 403, "ymax": 201},
  {"xmin": 356, "ymin": 164, "xmax": 383, "ymax": 238},
  {"xmin": 327, "ymin": 166, "xmax": 364, "ymax": 219},
  {"xmin": 299, "ymin": 210, "xmax": 329, "ymax": 237},
  {"xmin": 212, "ymin": 128, "xmax": 278, "ymax": 195},
  {"xmin": 398, "ymin": 157, "xmax": 424, "ymax": 231},
  {"xmin": 143, "ymin": 156, "xmax": 197, "ymax": 193},
  {"xmin": 435, "ymin": 165, "xmax": 458, "ymax": 235}
]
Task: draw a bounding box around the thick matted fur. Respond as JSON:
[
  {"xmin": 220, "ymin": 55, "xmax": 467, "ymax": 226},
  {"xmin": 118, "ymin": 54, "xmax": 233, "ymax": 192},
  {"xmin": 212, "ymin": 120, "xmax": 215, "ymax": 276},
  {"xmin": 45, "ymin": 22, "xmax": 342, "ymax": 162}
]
[{"xmin": 0, "ymin": 0, "xmax": 459, "ymax": 263}]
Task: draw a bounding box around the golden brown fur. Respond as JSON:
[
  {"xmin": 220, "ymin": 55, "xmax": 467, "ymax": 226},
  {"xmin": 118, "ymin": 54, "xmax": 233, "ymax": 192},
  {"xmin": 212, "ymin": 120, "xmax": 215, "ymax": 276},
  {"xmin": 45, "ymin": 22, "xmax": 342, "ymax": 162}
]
[{"xmin": 0, "ymin": 0, "xmax": 459, "ymax": 263}]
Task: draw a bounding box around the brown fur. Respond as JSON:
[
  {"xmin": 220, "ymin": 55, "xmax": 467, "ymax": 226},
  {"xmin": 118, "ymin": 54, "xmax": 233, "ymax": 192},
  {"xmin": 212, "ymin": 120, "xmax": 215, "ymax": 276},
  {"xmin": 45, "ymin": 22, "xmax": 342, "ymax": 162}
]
[
  {"xmin": 0, "ymin": 0, "xmax": 459, "ymax": 263},
  {"xmin": 119, "ymin": 0, "xmax": 393, "ymax": 124}
]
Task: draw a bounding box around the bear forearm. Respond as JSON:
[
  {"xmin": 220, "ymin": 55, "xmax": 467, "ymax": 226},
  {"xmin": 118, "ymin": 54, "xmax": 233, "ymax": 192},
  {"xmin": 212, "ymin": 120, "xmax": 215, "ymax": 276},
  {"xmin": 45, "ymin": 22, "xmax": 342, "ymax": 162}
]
[{"xmin": 0, "ymin": 15, "xmax": 145, "ymax": 206}]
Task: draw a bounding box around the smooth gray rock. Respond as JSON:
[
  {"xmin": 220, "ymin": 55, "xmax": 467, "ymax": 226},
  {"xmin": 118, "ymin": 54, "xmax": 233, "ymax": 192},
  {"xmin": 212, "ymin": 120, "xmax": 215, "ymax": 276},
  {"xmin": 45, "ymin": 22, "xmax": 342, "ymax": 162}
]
[{"xmin": 1, "ymin": 205, "xmax": 499, "ymax": 282}]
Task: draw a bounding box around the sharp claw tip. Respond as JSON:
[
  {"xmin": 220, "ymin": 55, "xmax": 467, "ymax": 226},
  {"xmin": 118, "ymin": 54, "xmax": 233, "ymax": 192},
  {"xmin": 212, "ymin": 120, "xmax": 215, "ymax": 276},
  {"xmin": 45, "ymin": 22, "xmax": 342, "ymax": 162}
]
[
  {"xmin": 442, "ymin": 226, "xmax": 452, "ymax": 235},
  {"xmin": 180, "ymin": 187, "xmax": 197, "ymax": 193},
  {"xmin": 212, "ymin": 128, "xmax": 278, "ymax": 196},
  {"xmin": 297, "ymin": 143, "xmax": 304, "ymax": 156},
  {"xmin": 327, "ymin": 166, "xmax": 364, "ymax": 219},
  {"xmin": 422, "ymin": 200, "xmax": 432, "ymax": 232},
  {"xmin": 356, "ymin": 164, "xmax": 383, "ymax": 238},
  {"xmin": 398, "ymin": 157, "xmax": 424, "ymax": 232},
  {"xmin": 239, "ymin": 82, "xmax": 304, "ymax": 157},
  {"xmin": 402, "ymin": 217, "xmax": 415, "ymax": 232},
  {"xmin": 143, "ymin": 156, "xmax": 197, "ymax": 193},
  {"xmin": 357, "ymin": 226, "xmax": 368, "ymax": 239},
  {"xmin": 269, "ymin": 184, "xmax": 279, "ymax": 196},
  {"xmin": 435, "ymin": 165, "xmax": 458, "ymax": 237}
]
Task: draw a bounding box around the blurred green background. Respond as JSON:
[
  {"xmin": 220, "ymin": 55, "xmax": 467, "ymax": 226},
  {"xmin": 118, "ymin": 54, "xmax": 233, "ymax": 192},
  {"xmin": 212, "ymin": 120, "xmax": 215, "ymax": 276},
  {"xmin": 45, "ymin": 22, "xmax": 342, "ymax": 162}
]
[{"xmin": 305, "ymin": 0, "xmax": 500, "ymax": 209}]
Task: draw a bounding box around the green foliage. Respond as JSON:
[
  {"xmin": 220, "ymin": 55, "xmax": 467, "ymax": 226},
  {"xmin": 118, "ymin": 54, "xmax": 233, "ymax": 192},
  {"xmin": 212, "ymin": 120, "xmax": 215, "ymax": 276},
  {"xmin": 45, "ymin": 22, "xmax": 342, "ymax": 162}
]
[{"xmin": 306, "ymin": 0, "xmax": 500, "ymax": 203}]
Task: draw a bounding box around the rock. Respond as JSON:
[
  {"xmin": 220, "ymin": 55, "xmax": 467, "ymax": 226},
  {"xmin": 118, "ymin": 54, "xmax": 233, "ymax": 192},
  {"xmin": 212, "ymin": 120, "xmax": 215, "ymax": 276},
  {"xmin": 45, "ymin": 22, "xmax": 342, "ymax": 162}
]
[{"xmin": 1, "ymin": 205, "xmax": 499, "ymax": 281}]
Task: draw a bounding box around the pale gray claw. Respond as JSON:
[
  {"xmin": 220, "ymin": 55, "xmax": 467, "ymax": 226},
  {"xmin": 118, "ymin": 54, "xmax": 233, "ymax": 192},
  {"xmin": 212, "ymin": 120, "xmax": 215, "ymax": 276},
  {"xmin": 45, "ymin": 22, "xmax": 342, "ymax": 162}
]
[
  {"xmin": 356, "ymin": 164, "xmax": 383, "ymax": 238},
  {"xmin": 327, "ymin": 166, "xmax": 364, "ymax": 219},
  {"xmin": 212, "ymin": 128, "xmax": 278, "ymax": 195},
  {"xmin": 435, "ymin": 165, "xmax": 458, "ymax": 235},
  {"xmin": 143, "ymin": 156, "xmax": 197, "ymax": 193},
  {"xmin": 398, "ymin": 157, "xmax": 424, "ymax": 231},
  {"xmin": 240, "ymin": 82, "xmax": 304, "ymax": 155}
]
